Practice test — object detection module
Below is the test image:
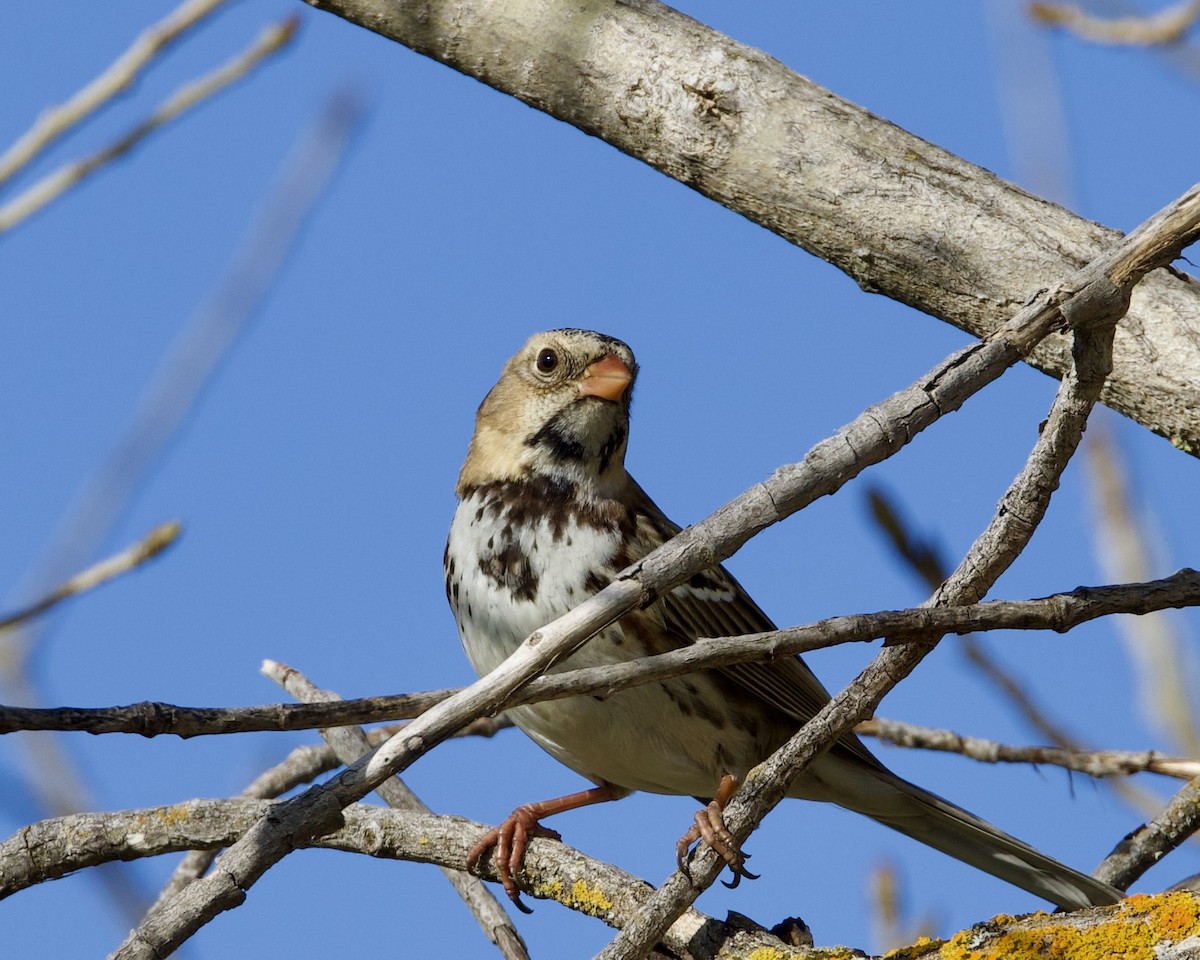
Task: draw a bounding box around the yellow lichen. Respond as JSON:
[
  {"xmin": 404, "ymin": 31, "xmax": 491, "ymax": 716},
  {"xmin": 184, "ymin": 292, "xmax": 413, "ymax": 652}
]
[
  {"xmin": 744, "ymin": 947, "xmax": 790, "ymax": 960},
  {"xmin": 532, "ymin": 877, "xmax": 563, "ymax": 902},
  {"xmin": 884, "ymin": 934, "xmax": 944, "ymax": 959},
  {"xmin": 155, "ymin": 804, "xmax": 188, "ymax": 826},
  {"xmin": 937, "ymin": 893, "xmax": 1200, "ymax": 960},
  {"xmin": 565, "ymin": 878, "xmax": 613, "ymax": 916}
]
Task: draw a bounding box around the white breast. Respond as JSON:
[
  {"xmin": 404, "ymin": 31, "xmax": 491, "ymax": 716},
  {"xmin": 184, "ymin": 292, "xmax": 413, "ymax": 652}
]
[{"xmin": 444, "ymin": 488, "xmax": 769, "ymax": 797}]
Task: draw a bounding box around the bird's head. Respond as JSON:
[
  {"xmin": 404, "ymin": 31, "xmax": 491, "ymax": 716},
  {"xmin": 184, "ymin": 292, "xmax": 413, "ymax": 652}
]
[{"xmin": 456, "ymin": 328, "xmax": 637, "ymax": 498}]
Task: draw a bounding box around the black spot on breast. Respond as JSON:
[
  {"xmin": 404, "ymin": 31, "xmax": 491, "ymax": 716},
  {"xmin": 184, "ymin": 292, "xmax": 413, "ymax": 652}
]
[
  {"xmin": 459, "ymin": 479, "xmax": 638, "ymax": 548},
  {"xmin": 478, "ymin": 543, "xmax": 540, "ymax": 602},
  {"xmin": 584, "ymin": 571, "xmax": 609, "ymax": 594}
]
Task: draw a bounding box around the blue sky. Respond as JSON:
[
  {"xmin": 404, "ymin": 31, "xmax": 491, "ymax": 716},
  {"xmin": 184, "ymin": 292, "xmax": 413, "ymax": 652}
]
[{"xmin": 2, "ymin": 1, "xmax": 1198, "ymax": 956}]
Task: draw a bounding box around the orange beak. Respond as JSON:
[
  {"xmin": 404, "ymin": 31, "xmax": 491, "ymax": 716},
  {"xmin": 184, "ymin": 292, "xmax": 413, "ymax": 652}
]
[{"xmin": 578, "ymin": 353, "xmax": 632, "ymax": 402}]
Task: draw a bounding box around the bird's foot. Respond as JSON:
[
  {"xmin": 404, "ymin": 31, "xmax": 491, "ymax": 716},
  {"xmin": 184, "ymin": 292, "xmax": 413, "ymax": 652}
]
[
  {"xmin": 468, "ymin": 806, "xmax": 562, "ymax": 913},
  {"xmin": 468, "ymin": 786, "xmax": 618, "ymax": 911},
  {"xmin": 675, "ymin": 796, "xmax": 760, "ymax": 889}
]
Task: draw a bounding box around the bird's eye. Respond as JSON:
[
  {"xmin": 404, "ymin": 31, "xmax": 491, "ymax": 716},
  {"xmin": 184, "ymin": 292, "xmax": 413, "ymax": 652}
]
[{"xmin": 535, "ymin": 348, "xmax": 559, "ymax": 374}]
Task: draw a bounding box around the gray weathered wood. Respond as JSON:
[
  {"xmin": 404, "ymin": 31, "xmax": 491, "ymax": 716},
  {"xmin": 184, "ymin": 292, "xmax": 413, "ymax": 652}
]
[{"xmin": 307, "ymin": 0, "xmax": 1200, "ymax": 455}]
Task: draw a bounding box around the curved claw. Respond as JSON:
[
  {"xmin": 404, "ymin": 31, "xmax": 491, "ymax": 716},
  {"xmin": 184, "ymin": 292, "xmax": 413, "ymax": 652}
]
[
  {"xmin": 720, "ymin": 854, "xmax": 760, "ymax": 889},
  {"xmin": 467, "ymin": 807, "xmax": 561, "ymax": 912},
  {"xmin": 675, "ymin": 787, "xmax": 760, "ymax": 888}
]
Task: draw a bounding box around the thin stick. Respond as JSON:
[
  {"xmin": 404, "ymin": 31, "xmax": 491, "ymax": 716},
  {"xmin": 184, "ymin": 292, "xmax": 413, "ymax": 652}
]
[
  {"xmin": 1031, "ymin": 0, "xmax": 1200, "ymax": 46},
  {"xmin": 0, "ymin": 0, "xmax": 233, "ymax": 188},
  {"xmin": 858, "ymin": 717, "xmax": 1200, "ymax": 781},
  {"xmin": 0, "ymin": 522, "xmax": 180, "ymax": 631},
  {"xmin": 0, "ymin": 17, "xmax": 299, "ymax": 234},
  {"xmin": 1096, "ymin": 775, "xmax": 1200, "ymax": 889}
]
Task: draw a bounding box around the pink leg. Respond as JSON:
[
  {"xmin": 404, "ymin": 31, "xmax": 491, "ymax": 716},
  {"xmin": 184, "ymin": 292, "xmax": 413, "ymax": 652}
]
[
  {"xmin": 675, "ymin": 773, "xmax": 760, "ymax": 888},
  {"xmin": 469, "ymin": 785, "xmax": 619, "ymax": 911}
]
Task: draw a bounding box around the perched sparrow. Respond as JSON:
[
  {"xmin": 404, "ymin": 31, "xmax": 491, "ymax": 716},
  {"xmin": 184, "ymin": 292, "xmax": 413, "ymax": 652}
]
[{"xmin": 445, "ymin": 328, "xmax": 1120, "ymax": 911}]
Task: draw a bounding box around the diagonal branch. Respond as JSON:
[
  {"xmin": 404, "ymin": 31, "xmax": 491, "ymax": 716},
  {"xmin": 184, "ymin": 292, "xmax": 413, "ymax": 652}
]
[
  {"xmin": 1096, "ymin": 776, "xmax": 1200, "ymax": 890},
  {"xmin": 0, "ymin": 17, "xmax": 299, "ymax": 234},
  {"xmin": 0, "ymin": 522, "xmax": 180, "ymax": 631},
  {"xmin": 597, "ymin": 179, "xmax": 1145, "ymax": 960},
  {"xmin": 264, "ymin": 661, "xmax": 530, "ymax": 960},
  {"xmin": 305, "ymin": 0, "xmax": 1200, "ymax": 455}
]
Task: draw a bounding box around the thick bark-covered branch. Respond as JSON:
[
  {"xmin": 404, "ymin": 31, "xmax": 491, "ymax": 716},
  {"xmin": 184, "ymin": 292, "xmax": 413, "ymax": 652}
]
[
  {"xmin": 8, "ymin": 800, "xmax": 1197, "ymax": 960},
  {"xmin": 306, "ymin": 0, "xmax": 1200, "ymax": 455}
]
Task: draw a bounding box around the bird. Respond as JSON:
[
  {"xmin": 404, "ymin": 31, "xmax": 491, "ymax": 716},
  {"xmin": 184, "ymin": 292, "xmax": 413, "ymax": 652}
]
[{"xmin": 443, "ymin": 327, "xmax": 1122, "ymax": 913}]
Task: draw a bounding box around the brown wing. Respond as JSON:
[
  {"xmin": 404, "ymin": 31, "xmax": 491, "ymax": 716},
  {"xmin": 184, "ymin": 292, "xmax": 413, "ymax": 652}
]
[{"xmin": 625, "ymin": 477, "xmax": 885, "ymax": 770}]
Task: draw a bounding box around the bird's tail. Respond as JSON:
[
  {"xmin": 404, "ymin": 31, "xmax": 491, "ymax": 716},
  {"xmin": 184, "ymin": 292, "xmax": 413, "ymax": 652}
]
[{"xmin": 799, "ymin": 759, "xmax": 1122, "ymax": 910}]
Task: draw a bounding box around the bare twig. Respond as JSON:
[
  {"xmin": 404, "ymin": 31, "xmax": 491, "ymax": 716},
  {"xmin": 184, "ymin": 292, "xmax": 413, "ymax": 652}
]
[
  {"xmin": 858, "ymin": 717, "xmax": 1200, "ymax": 781},
  {"xmin": 1096, "ymin": 776, "xmax": 1200, "ymax": 889},
  {"xmin": 4, "ymin": 570, "xmax": 1199, "ymax": 738},
  {"xmin": 868, "ymin": 469, "xmax": 1177, "ymax": 817},
  {"xmin": 0, "ymin": 17, "xmax": 299, "ymax": 234},
  {"xmin": 145, "ymin": 718, "xmax": 509, "ymax": 912},
  {"xmin": 0, "ymin": 0, "xmax": 234, "ymax": 188},
  {"xmin": 867, "ymin": 486, "xmax": 1091, "ymax": 748},
  {"xmin": 868, "ymin": 485, "xmax": 1089, "ymax": 741},
  {"xmin": 263, "ymin": 661, "xmax": 530, "ymax": 960},
  {"xmin": 1031, "ymin": 0, "xmax": 1200, "ymax": 45},
  {"xmin": 0, "ymin": 522, "xmax": 180, "ymax": 631}
]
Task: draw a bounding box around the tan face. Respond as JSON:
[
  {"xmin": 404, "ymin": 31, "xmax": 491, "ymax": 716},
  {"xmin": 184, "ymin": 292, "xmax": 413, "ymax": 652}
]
[{"xmin": 456, "ymin": 329, "xmax": 637, "ymax": 495}]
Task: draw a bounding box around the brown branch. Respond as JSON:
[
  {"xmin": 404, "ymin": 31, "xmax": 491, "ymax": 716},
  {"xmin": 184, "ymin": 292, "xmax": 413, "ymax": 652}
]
[
  {"xmin": 146, "ymin": 740, "xmax": 341, "ymax": 913},
  {"xmin": 143, "ymin": 717, "xmax": 509, "ymax": 913},
  {"xmin": 1096, "ymin": 776, "xmax": 1200, "ymax": 889},
  {"xmin": 865, "ymin": 486, "xmax": 1088, "ymax": 749},
  {"xmin": 5, "ymin": 570, "xmax": 1198, "ymax": 738},
  {"xmin": 857, "ymin": 717, "xmax": 1200, "ymax": 781},
  {"xmin": 1031, "ymin": 0, "xmax": 1200, "ymax": 45}
]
